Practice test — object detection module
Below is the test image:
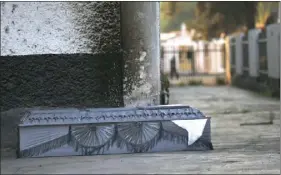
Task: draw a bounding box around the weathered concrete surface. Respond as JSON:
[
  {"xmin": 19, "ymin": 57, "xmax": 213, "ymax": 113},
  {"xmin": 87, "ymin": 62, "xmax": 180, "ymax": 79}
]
[
  {"xmin": 1, "ymin": 86, "xmax": 280, "ymax": 174},
  {"xmin": 1, "ymin": 2, "xmax": 121, "ymax": 56}
]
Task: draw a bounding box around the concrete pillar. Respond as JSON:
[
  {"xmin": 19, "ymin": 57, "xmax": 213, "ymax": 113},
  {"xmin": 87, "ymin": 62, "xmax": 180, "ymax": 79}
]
[
  {"xmin": 235, "ymin": 33, "xmax": 244, "ymax": 75},
  {"xmin": 208, "ymin": 42, "xmax": 217, "ymax": 73},
  {"xmin": 0, "ymin": 2, "xmax": 124, "ymax": 110},
  {"xmin": 121, "ymin": 2, "xmax": 160, "ymax": 106},
  {"xmin": 248, "ymin": 29, "xmax": 261, "ymax": 77},
  {"xmin": 266, "ymin": 24, "xmax": 280, "ymax": 79},
  {"xmin": 215, "ymin": 41, "xmax": 223, "ymax": 73},
  {"xmin": 224, "ymin": 37, "xmax": 232, "ymax": 84},
  {"xmin": 196, "ymin": 41, "xmax": 205, "ymax": 73},
  {"xmin": 219, "ymin": 40, "xmax": 226, "ymax": 72},
  {"xmin": 214, "ymin": 42, "xmax": 219, "ymax": 73}
]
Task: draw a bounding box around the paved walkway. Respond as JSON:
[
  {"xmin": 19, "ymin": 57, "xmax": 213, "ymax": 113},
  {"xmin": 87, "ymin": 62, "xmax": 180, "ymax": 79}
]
[{"xmin": 1, "ymin": 86, "xmax": 280, "ymax": 174}]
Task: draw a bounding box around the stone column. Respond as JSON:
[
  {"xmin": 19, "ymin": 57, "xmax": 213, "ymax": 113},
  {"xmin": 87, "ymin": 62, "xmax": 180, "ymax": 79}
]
[
  {"xmin": 216, "ymin": 40, "xmax": 224, "ymax": 73},
  {"xmin": 120, "ymin": 2, "xmax": 161, "ymax": 106},
  {"xmin": 266, "ymin": 24, "xmax": 280, "ymax": 79},
  {"xmin": 248, "ymin": 29, "xmax": 261, "ymax": 77},
  {"xmin": 196, "ymin": 41, "xmax": 205, "ymax": 73},
  {"xmin": 208, "ymin": 42, "xmax": 217, "ymax": 73},
  {"xmin": 235, "ymin": 33, "xmax": 244, "ymax": 75}
]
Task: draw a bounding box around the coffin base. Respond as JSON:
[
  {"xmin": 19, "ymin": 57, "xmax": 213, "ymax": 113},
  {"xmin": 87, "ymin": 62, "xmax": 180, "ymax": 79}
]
[{"xmin": 18, "ymin": 119, "xmax": 212, "ymax": 158}]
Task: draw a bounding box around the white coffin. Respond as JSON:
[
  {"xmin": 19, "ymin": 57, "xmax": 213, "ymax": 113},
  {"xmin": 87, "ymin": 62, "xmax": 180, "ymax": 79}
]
[{"xmin": 17, "ymin": 105, "xmax": 212, "ymax": 158}]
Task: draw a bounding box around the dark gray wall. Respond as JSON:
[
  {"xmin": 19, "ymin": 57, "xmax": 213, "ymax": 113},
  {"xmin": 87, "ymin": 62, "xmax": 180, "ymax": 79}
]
[{"xmin": 0, "ymin": 53, "xmax": 123, "ymax": 111}]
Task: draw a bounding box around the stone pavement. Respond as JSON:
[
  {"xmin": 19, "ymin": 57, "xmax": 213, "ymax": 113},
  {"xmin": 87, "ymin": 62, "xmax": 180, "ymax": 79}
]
[{"xmin": 1, "ymin": 86, "xmax": 280, "ymax": 174}]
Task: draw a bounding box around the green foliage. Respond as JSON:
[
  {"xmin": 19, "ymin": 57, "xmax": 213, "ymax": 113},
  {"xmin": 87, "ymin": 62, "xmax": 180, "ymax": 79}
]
[
  {"xmin": 216, "ymin": 77, "xmax": 226, "ymax": 85},
  {"xmin": 188, "ymin": 80, "xmax": 203, "ymax": 86},
  {"xmin": 160, "ymin": 72, "xmax": 170, "ymax": 104},
  {"xmin": 160, "ymin": 2, "xmax": 259, "ymax": 39},
  {"xmin": 160, "ymin": 2, "xmax": 196, "ymax": 32},
  {"xmin": 161, "ymin": 73, "xmax": 170, "ymax": 91},
  {"xmin": 0, "ymin": 53, "xmax": 123, "ymax": 111},
  {"xmin": 256, "ymin": 2, "xmax": 279, "ymax": 28},
  {"xmin": 192, "ymin": 2, "xmax": 258, "ymax": 40},
  {"xmin": 161, "ymin": 2, "xmax": 279, "ymax": 39},
  {"xmin": 177, "ymin": 81, "xmax": 186, "ymax": 87}
]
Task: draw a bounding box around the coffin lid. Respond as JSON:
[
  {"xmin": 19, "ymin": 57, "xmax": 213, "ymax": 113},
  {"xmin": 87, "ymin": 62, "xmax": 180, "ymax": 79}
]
[{"xmin": 19, "ymin": 105, "xmax": 208, "ymax": 126}]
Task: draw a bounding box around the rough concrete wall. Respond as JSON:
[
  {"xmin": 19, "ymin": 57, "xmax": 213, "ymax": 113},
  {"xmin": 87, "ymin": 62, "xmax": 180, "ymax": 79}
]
[
  {"xmin": 0, "ymin": 53, "xmax": 123, "ymax": 111},
  {"xmin": 0, "ymin": 2, "xmax": 121, "ymax": 56},
  {"xmin": 0, "ymin": 2, "xmax": 123, "ymax": 111}
]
